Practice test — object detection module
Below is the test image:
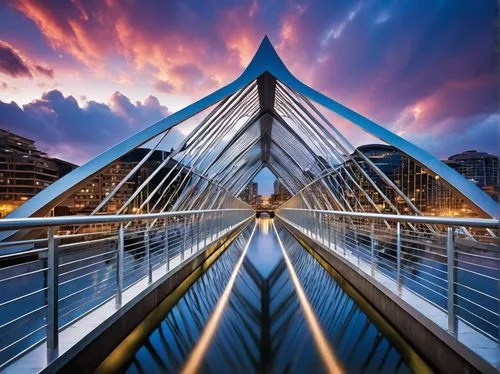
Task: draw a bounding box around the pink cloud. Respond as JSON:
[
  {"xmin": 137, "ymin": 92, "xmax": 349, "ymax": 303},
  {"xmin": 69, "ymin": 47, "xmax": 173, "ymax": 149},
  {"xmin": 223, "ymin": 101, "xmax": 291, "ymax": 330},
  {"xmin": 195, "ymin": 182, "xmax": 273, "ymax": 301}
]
[{"xmin": 0, "ymin": 40, "xmax": 54, "ymax": 79}]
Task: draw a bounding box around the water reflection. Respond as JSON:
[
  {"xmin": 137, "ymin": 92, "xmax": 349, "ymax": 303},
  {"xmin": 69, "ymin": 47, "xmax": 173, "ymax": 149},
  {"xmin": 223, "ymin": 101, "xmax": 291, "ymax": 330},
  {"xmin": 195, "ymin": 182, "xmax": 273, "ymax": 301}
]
[
  {"xmin": 245, "ymin": 217, "xmax": 282, "ymax": 278},
  {"xmin": 113, "ymin": 219, "xmax": 421, "ymax": 373}
]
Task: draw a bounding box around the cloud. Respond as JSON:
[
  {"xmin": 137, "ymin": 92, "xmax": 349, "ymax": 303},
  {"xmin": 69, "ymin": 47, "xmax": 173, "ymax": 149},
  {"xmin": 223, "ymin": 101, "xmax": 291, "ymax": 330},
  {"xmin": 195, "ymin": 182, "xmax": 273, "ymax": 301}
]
[
  {"xmin": 3, "ymin": 0, "xmax": 497, "ymax": 160},
  {"xmin": 153, "ymin": 80, "xmax": 174, "ymax": 93},
  {"xmin": 0, "ymin": 40, "xmax": 32, "ymax": 77},
  {"xmin": 0, "ymin": 40, "xmax": 55, "ymax": 79},
  {"xmin": 34, "ymin": 64, "xmax": 54, "ymax": 78},
  {"xmin": 269, "ymin": 0, "xmax": 497, "ymax": 156},
  {"xmin": 0, "ymin": 90, "xmax": 170, "ymax": 164},
  {"xmin": 10, "ymin": 1, "xmax": 248, "ymax": 94}
]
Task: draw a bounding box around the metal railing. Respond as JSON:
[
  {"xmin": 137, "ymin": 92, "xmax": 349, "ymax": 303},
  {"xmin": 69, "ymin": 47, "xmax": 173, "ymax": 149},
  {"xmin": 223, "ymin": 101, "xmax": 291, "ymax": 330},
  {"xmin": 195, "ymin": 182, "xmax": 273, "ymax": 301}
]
[
  {"xmin": 0, "ymin": 209, "xmax": 253, "ymax": 369},
  {"xmin": 276, "ymin": 208, "xmax": 499, "ymax": 345}
]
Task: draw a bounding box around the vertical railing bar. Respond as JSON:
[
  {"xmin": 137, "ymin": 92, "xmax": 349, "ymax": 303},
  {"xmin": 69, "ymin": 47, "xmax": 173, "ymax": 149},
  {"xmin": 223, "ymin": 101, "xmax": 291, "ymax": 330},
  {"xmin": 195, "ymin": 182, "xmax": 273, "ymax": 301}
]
[
  {"xmin": 370, "ymin": 223, "xmax": 375, "ymax": 277},
  {"xmin": 447, "ymin": 226, "xmax": 457, "ymax": 335},
  {"xmin": 334, "ymin": 216, "xmax": 337, "ymax": 252},
  {"xmin": 355, "ymin": 225, "xmax": 359, "ymax": 268},
  {"xmin": 145, "ymin": 229, "xmax": 152, "ymax": 284},
  {"xmin": 396, "ymin": 222, "xmax": 402, "ymax": 296},
  {"xmin": 182, "ymin": 216, "xmax": 187, "ymax": 261},
  {"xmin": 203, "ymin": 213, "xmax": 207, "ymax": 247},
  {"xmin": 46, "ymin": 227, "xmax": 59, "ymax": 360},
  {"xmin": 116, "ymin": 224, "xmax": 124, "ymax": 308},
  {"xmin": 328, "ymin": 215, "xmax": 332, "ymax": 250},
  {"xmin": 342, "ymin": 218, "xmax": 346, "ymax": 257},
  {"xmin": 164, "ymin": 219, "xmax": 170, "ymax": 272},
  {"xmin": 197, "ymin": 214, "xmax": 201, "ymax": 252},
  {"xmin": 319, "ymin": 212, "xmax": 323, "ymax": 244}
]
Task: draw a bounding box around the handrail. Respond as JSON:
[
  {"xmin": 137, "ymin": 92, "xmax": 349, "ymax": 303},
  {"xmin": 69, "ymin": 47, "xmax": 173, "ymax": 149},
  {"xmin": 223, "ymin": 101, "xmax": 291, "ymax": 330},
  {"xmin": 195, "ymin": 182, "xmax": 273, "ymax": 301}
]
[
  {"xmin": 275, "ymin": 207, "xmax": 500, "ymax": 367},
  {"xmin": 0, "ymin": 209, "xmax": 253, "ymax": 231},
  {"xmin": 277, "ymin": 208, "xmax": 499, "ymax": 228},
  {"xmin": 0, "ymin": 210, "xmax": 254, "ymax": 370}
]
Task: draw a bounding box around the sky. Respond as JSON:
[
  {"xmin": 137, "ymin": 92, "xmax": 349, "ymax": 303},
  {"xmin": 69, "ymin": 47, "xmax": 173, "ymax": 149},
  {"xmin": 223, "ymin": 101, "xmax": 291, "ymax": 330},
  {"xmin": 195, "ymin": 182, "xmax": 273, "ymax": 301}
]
[{"xmin": 0, "ymin": 0, "xmax": 497, "ymax": 195}]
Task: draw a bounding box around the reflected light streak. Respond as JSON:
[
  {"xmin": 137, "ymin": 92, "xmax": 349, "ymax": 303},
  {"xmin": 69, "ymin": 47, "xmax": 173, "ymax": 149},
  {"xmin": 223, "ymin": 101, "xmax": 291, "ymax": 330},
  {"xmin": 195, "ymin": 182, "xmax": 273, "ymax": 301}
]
[
  {"xmin": 260, "ymin": 217, "xmax": 270, "ymax": 234},
  {"xmin": 181, "ymin": 221, "xmax": 257, "ymax": 374},
  {"xmin": 272, "ymin": 221, "xmax": 344, "ymax": 374}
]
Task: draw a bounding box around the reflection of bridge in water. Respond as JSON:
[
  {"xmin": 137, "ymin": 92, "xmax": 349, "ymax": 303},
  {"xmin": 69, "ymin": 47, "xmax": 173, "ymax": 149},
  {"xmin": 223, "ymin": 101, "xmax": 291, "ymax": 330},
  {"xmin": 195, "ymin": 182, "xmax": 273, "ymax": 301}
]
[
  {"xmin": 0, "ymin": 38, "xmax": 498, "ymax": 373},
  {"xmin": 99, "ymin": 219, "xmax": 418, "ymax": 373}
]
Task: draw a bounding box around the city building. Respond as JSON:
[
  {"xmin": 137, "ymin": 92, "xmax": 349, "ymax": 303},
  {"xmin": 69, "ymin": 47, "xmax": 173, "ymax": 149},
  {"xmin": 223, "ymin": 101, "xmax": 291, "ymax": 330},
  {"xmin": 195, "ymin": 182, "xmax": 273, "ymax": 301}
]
[
  {"xmin": 0, "ymin": 129, "xmax": 186, "ymax": 217},
  {"xmin": 444, "ymin": 150, "xmax": 499, "ymax": 200},
  {"xmin": 239, "ymin": 182, "xmax": 258, "ymax": 204},
  {"xmin": 0, "ymin": 129, "xmax": 76, "ymax": 217},
  {"xmin": 355, "ymin": 144, "xmax": 478, "ymax": 216},
  {"xmin": 72, "ymin": 148, "xmax": 183, "ymax": 214},
  {"xmin": 271, "ymin": 180, "xmax": 292, "ymax": 205}
]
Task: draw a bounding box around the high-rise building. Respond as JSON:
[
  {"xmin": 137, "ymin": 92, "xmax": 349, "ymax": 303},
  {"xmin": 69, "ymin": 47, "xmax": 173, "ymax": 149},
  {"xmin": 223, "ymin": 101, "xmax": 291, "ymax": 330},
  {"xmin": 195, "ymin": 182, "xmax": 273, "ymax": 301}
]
[
  {"xmin": 0, "ymin": 129, "xmax": 76, "ymax": 217},
  {"xmin": 444, "ymin": 150, "xmax": 498, "ymax": 200},
  {"xmin": 272, "ymin": 180, "xmax": 292, "ymax": 205},
  {"xmin": 239, "ymin": 182, "xmax": 258, "ymax": 204}
]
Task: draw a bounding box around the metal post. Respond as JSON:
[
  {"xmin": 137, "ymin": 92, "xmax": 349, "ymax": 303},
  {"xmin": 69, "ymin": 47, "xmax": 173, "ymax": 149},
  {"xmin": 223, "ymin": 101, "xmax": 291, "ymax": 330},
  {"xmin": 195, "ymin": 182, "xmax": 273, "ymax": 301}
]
[
  {"xmin": 182, "ymin": 216, "xmax": 187, "ymax": 261},
  {"xmin": 307, "ymin": 210, "xmax": 311, "ymax": 237},
  {"xmin": 116, "ymin": 224, "xmax": 124, "ymax": 308},
  {"xmin": 396, "ymin": 222, "xmax": 402, "ymax": 295},
  {"xmin": 145, "ymin": 229, "xmax": 152, "ymax": 284},
  {"xmin": 216, "ymin": 212, "xmax": 220, "ymax": 239},
  {"xmin": 333, "ymin": 217, "xmax": 337, "ymax": 252},
  {"xmin": 316, "ymin": 212, "xmax": 320, "ymax": 241},
  {"xmin": 209, "ymin": 213, "xmax": 213, "ymax": 242},
  {"xmin": 47, "ymin": 227, "xmax": 59, "ymax": 358},
  {"xmin": 447, "ymin": 227, "xmax": 457, "ymax": 334},
  {"xmin": 309, "ymin": 210, "xmax": 313, "ymax": 237},
  {"xmin": 328, "ymin": 215, "xmax": 332, "ymax": 250},
  {"xmin": 188, "ymin": 215, "xmax": 193, "ymax": 255},
  {"xmin": 318, "ymin": 212, "xmax": 323, "ymax": 244},
  {"xmin": 321, "ymin": 213, "xmax": 326, "ymax": 245},
  {"xmin": 196, "ymin": 214, "xmax": 201, "ymax": 252},
  {"xmin": 203, "ymin": 214, "xmax": 207, "ymax": 247},
  {"xmin": 219, "ymin": 211, "xmax": 223, "ymax": 237},
  {"xmin": 342, "ymin": 219, "xmax": 346, "ymax": 256},
  {"xmin": 164, "ymin": 220, "xmax": 170, "ymax": 272},
  {"xmin": 370, "ymin": 224, "xmax": 375, "ymax": 277},
  {"xmin": 355, "ymin": 227, "xmax": 359, "ymax": 267}
]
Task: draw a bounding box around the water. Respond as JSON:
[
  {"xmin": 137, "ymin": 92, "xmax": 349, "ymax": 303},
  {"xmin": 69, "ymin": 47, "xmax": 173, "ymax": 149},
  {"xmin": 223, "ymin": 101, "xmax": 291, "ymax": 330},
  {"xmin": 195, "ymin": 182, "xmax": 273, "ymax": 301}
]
[{"xmin": 110, "ymin": 218, "xmax": 420, "ymax": 373}]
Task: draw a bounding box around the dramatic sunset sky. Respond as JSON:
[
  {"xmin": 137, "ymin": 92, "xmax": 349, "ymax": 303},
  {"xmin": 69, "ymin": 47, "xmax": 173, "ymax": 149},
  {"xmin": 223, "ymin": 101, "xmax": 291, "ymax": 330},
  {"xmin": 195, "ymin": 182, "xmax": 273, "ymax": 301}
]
[{"xmin": 0, "ymin": 0, "xmax": 496, "ymax": 193}]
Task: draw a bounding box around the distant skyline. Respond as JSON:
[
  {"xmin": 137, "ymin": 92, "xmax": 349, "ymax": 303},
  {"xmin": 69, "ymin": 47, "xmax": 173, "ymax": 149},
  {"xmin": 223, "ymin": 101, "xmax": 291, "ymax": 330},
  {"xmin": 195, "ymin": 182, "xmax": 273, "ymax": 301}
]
[{"xmin": 0, "ymin": 1, "xmax": 497, "ymax": 195}]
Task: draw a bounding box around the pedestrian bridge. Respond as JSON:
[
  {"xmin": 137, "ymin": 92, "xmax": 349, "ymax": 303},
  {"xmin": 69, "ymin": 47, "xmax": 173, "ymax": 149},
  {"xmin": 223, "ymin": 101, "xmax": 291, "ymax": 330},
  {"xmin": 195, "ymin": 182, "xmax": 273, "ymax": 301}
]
[{"xmin": 0, "ymin": 38, "xmax": 498, "ymax": 373}]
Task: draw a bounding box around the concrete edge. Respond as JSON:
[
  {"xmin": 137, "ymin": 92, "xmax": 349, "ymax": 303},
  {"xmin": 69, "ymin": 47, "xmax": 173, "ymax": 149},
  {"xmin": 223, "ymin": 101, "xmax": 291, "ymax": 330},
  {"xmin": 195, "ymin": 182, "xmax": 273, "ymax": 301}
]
[
  {"xmin": 41, "ymin": 222, "xmax": 251, "ymax": 374},
  {"xmin": 280, "ymin": 220, "xmax": 497, "ymax": 374}
]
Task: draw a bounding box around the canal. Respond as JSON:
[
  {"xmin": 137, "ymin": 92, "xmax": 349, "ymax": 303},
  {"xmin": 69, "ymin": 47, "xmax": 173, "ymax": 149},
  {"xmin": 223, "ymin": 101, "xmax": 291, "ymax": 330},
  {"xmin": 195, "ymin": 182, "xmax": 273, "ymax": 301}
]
[{"xmin": 98, "ymin": 217, "xmax": 429, "ymax": 373}]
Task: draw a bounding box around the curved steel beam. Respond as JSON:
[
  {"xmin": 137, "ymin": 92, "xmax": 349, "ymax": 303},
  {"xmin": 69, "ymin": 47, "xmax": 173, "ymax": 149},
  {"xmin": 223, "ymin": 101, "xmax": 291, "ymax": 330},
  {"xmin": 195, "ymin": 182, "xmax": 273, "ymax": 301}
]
[{"xmin": 9, "ymin": 36, "xmax": 497, "ymax": 221}]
